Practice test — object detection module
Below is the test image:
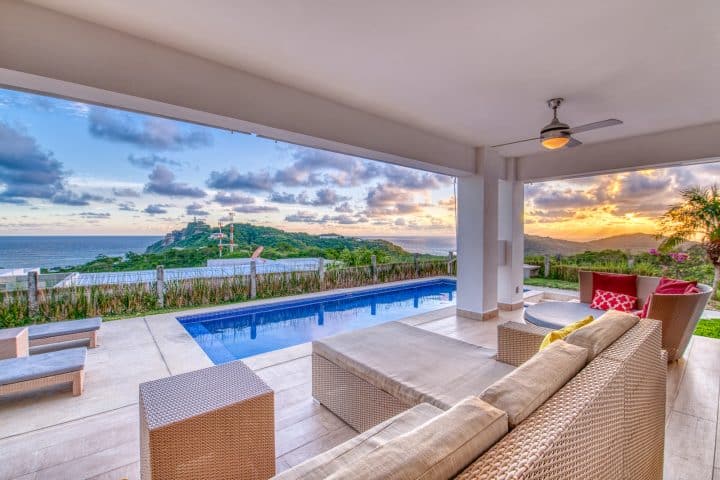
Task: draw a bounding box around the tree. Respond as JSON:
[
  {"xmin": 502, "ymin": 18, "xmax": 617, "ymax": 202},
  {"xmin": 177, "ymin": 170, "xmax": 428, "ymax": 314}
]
[{"xmin": 659, "ymin": 185, "xmax": 720, "ymax": 291}]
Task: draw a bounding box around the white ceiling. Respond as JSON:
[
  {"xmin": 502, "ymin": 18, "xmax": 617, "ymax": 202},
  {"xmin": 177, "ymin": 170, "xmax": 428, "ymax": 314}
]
[{"xmin": 24, "ymin": 0, "xmax": 720, "ymax": 156}]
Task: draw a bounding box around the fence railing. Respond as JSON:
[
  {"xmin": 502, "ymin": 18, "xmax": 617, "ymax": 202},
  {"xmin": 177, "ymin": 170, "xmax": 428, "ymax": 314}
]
[
  {"xmin": 526, "ymin": 255, "xmax": 662, "ymax": 283},
  {"xmin": 0, "ymin": 255, "xmax": 456, "ymax": 328}
]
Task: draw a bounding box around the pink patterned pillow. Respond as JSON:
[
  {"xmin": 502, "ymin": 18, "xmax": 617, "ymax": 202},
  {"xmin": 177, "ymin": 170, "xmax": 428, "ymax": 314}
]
[{"xmin": 590, "ymin": 289, "xmax": 638, "ymax": 312}]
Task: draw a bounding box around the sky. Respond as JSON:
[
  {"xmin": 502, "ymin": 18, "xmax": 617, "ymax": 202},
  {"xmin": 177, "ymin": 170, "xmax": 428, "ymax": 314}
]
[
  {"xmin": 1, "ymin": 88, "xmax": 719, "ymax": 241},
  {"xmin": 0, "ymin": 88, "xmax": 455, "ymax": 236}
]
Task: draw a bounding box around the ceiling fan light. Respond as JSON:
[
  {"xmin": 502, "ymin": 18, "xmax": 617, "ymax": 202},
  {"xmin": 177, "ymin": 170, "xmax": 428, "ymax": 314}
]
[{"xmin": 541, "ymin": 136, "xmax": 570, "ymax": 150}]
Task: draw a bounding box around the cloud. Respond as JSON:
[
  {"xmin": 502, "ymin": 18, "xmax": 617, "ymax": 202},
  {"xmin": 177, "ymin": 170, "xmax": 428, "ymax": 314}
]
[
  {"xmin": 365, "ymin": 184, "xmax": 421, "ymax": 216},
  {"xmin": 268, "ymin": 192, "xmax": 298, "ymax": 204},
  {"xmin": 186, "ymin": 202, "xmax": 209, "ymax": 216},
  {"xmin": 233, "ymin": 205, "xmax": 279, "ymax": 214},
  {"xmin": 88, "ymin": 107, "xmax": 212, "ymax": 150},
  {"xmin": 118, "ymin": 201, "xmax": 137, "ymax": 211},
  {"xmin": 310, "ymin": 188, "xmax": 350, "ymax": 206},
  {"xmin": 112, "ymin": 187, "xmax": 141, "ymax": 197},
  {"xmin": 206, "ymin": 168, "xmax": 273, "ymax": 191},
  {"xmin": 268, "ymin": 188, "xmax": 349, "ymax": 206},
  {"xmin": 214, "ymin": 191, "xmax": 256, "ymax": 206},
  {"xmin": 335, "ymin": 202, "xmax": 353, "ymax": 213},
  {"xmin": 394, "ymin": 218, "xmax": 406, "ymax": 226},
  {"xmin": 52, "ymin": 191, "xmax": 107, "ymax": 206},
  {"xmin": 76, "ymin": 211, "xmax": 111, "ymax": 219},
  {"xmin": 275, "ymin": 147, "xmax": 453, "ymax": 190},
  {"xmin": 285, "ymin": 211, "xmax": 324, "ymax": 223},
  {"xmin": 144, "ymin": 204, "xmax": 169, "ymax": 215},
  {"xmin": 0, "ymin": 122, "xmax": 65, "ymax": 203},
  {"xmin": 145, "ymin": 165, "xmax": 206, "ymax": 198},
  {"xmin": 284, "ymin": 210, "xmax": 367, "ymax": 224},
  {"xmin": 128, "ymin": 154, "xmax": 182, "ymax": 169}
]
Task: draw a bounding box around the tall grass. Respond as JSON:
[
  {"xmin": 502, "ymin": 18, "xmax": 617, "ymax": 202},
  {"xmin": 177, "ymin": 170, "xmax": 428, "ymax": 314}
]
[{"xmin": 0, "ymin": 259, "xmax": 453, "ymax": 328}]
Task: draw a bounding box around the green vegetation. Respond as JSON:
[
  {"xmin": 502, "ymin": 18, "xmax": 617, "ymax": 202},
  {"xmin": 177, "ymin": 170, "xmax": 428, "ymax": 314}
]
[
  {"xmin": 694, "ymin": 319, "xmax": 720, "ymax": 339},
  {"xmin": 1, "ymin": 259, "xmax": 453, "ymax": 328},
  {"xmin": 51, "ymin": 221, "xmax": 444, "ymax": 273},
  {"xmin": 525, "ymin": 244, "xmax": 720, "ymax": 308},
  {"xmin": 658, "ymin": 184, "xmax": 720, "ymax": 291},
  {"xmin": 524, "ymin": 277, "xmax": 579, "ymax": 291}
]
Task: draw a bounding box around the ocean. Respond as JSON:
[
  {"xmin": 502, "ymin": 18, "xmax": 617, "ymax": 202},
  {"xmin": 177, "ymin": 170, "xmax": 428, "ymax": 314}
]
[
  {"xmin": 0, "ymin": 234, "xmax": 456, "ymax": 270},
  {"xmin": 363, "ymin": 235, "xmax": 456, "ymax": 256},
  {"xmin": 0, "ymin": 236, "xmax": 161, "ymax": 269}
]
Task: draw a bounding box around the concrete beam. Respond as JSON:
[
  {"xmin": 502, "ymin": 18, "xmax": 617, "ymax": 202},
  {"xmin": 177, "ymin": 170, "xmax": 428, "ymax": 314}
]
[
  {"xmin": 0, "ymin": 0, "xmax": 475, "ymax": 176},
  {"xmin": 517, "ymin": 122, "xmax": 720, "ymax": 182}
]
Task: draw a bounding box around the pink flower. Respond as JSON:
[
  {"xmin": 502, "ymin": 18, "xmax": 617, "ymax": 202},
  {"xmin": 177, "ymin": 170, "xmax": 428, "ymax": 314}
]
[
  {"xmin": 670, "ymin": 252, "xmax": 689, "ymax": 263},
  {"xmin": 648, "ymin": 248, "xmax": 658, "ymax": 255}
]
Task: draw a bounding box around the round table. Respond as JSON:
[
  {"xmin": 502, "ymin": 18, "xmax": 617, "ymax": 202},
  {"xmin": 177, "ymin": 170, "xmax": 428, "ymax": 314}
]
[{"xmin": 524, "ymin": 302, "xmax": 605, "ymax": 329}]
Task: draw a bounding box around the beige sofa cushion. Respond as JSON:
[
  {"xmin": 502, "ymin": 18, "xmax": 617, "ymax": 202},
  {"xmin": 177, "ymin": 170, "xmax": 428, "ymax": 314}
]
[
  {"xmin": 480, "ymin": 340, "xmax": 588, "ymax": 427},
  {"xmin": 313, "ymin": 322, "xmax": 515, "ymax": 410},
  {"xmin": 273, "ymin": 403, "xmax": 443, "ymax": 479},
  {"xmin": 565, "ymin": 309, "xmax": 639, "ymax": 360},
  {"xmin": 326, "ymin": 396, "xmax": 507, "ymax": 480}
]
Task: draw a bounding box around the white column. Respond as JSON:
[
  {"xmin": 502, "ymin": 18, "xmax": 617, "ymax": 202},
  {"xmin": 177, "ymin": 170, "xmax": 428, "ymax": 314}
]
[
  {"xmin": 497, "ymin": 158, "xmax": 525, "ymax": 310},
  {"xmin": 456, "ymin": 147, "xmax": 502, "ymax": 320}
]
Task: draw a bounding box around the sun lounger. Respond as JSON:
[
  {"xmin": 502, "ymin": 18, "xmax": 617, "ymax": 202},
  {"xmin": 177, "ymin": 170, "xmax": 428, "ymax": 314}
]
[
  {"xmin": 0, "ymin": 347, "xmax": 87, "ymax": 397},
  {"xmin": 27, "ymin": 317, "xmax": 102, "ymax": 349}
]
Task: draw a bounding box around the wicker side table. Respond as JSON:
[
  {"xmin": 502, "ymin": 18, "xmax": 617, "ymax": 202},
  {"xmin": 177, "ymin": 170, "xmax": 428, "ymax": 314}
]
[{"xmin": 139, "ymin": 361, "xmax": 275, "ymax": 480}]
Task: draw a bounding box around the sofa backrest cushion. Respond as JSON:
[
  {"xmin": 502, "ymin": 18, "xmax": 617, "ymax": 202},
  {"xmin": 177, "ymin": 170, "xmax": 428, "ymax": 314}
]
[
  {"xmin": 565, "ymin": 310, "xmax": 639, "ymax": 360},
  {"xmin": 480, "ymin": 340, "xmax": 588, "ymax": 427},
  {"xmin": 326, "ymin": 396, "xmax": 507, "ymax": 480}
]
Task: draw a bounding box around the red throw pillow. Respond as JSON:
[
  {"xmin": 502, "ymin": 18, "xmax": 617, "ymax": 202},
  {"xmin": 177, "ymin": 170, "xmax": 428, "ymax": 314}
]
[
  {"xmin": 655, "ymin": 277, "xmax": 697, "ymax": 294},
  {"xmin": 592, "ymin": 272, "xmax": 638, "ymax": 299},
  {"xmin": 639, "ymin": 296, "xmax": 652, "ymax": 318},
  {"xmin": 590, "ymin": 289, "xmax": 638, "ymax": 313},
  {"xmin": 639, "ymin": 278, "xmax": 700, "ymax": 318}
]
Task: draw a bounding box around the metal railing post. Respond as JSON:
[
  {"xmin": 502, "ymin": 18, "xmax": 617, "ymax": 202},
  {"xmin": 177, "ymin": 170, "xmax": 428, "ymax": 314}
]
[
  {"xmin": 544, "ymin": 255, "xmax": 550, "ymax": 278},
  {"xmin": 414, "ymin": 253, "xmax": 419, "ymax": 277},
  {"xmin": 371, "ymin": 255, "xmax": 378, "ymax": 283}
]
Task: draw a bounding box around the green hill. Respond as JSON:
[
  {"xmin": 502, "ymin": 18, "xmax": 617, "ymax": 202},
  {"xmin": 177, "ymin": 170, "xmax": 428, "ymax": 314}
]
[
  {"xmin": 59, "ymin": 221, "xmax": 423, "ymax": 273},
  {"xmin": 146, "ymin": 221, "xmax": 409, "ymax": 258}
]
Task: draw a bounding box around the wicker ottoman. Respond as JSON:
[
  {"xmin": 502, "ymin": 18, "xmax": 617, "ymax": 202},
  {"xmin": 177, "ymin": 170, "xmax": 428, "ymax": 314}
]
[{"xmin": 139, "ymin": 361, "xmax": 275, "ymax": 480}]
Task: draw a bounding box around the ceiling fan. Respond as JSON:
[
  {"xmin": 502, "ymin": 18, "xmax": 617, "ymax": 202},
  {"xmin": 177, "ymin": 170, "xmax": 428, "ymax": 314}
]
[{"xmin": 492, "ymin": 98, "xmax": 623, "ymax": 150}]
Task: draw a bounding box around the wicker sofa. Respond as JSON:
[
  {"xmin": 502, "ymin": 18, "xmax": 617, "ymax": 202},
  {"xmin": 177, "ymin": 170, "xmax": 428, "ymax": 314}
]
[{"xmin": 275, "ymin": 314, "xmax": 666, "ymax": 479}]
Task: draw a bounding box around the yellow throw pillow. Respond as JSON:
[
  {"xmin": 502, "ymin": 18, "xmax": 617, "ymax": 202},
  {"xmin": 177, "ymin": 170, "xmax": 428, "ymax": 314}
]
[{"xmin": 539, "ymin": 315, "xmax": 594, "ymax": 351}]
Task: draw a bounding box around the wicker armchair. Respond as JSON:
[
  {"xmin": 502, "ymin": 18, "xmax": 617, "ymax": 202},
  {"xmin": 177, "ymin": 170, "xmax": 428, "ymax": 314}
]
[{"xmin": 578, "ymin": 271, "xmax": 712, "ymax": 361}]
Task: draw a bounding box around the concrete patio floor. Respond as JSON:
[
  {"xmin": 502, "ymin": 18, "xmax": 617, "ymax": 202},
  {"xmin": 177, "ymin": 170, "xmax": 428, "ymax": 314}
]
[{"xmin": 0, "ymin": 301, "xmax": 718, "ymax": 479}]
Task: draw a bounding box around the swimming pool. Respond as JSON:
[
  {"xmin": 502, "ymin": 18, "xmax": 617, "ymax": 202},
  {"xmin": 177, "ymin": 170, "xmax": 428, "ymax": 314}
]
[{"xmin": 179, "ymin": 279, "xmax": 456, "ymax": 363}]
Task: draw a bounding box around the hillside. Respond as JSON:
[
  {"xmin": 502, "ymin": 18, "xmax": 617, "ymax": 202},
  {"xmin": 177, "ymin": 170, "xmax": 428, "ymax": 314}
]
[
  {"xmin": 525, "ymin": 233, "xmax": 664, "ymax": 256},
  {"xmin": 146, "ymin": 221, "xmax": 408, "ymax": 257}
]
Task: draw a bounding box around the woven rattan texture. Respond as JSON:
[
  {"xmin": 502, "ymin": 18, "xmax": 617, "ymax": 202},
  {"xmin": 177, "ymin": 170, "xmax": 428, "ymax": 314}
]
[
  {"xmin": 312, "ymin": 353, "xmax": 411, "ymax": 432},
  {"xmin": 600, "ymin": 320, "xmax": 665, "ymax": 480},
  {"xmin": 141, "ymin": 391, "xmax": 274, "ymax": 479},
  {"xmin": 496, "ymin": 322, "xmax": 551, "ymax": 366},
  {"xmin": 139, "ymin": 360, "xmax": 271, "ymax": 431},
  {"xmin": 456, "ymin": 356, "xmax": 625, "ymax": 479}
]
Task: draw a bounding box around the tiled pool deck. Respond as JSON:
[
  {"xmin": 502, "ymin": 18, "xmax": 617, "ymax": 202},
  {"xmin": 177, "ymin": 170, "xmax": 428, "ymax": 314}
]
[{"xmin": 0, "ymin": 281, "xmax": 718, "ymax": 479}]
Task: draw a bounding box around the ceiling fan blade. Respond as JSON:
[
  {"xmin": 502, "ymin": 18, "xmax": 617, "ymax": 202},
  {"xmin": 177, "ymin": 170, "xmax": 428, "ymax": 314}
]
[
  {"xmin": 491, "ymin": 136, "xmax": 541, "ymax": 148},
  {"xmin": 567, "ymin": 119, "xmax": 623, "ymax": 134},
  {"xmin": 566, "ymin": 137, "xmax": 583, "ymax": 148}
]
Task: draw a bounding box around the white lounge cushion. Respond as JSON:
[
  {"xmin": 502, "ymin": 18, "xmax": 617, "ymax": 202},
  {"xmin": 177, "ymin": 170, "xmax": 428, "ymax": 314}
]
[
  {"xmin": 326, "ymin": 396, "xmax": 507, "ymax": 480},
  {"xmin": 565, "ymin": 309, "xmax": 639, "ymax": 360},
  {"xmin": 273, "ymin": 403, "xmax": 443, "ymax": 480},
  {"xmin": 479, "ymin": 340, "xmax": 588, "ymax": 427},
  {"xmin": 313, "ymin": 322, "xmax": 515, "ymax": 410}
]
